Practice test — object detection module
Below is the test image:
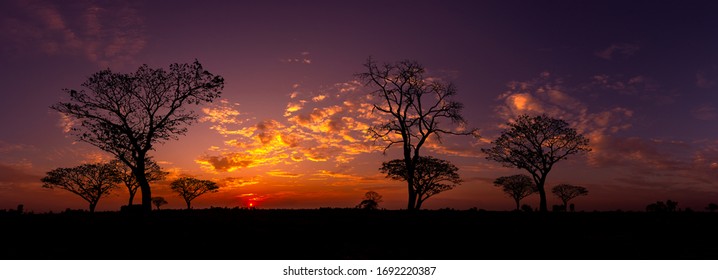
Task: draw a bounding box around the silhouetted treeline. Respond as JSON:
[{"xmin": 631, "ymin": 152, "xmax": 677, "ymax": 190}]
[{"xmin": 1, "ymin": 208, "xmax": 718, "ymax": 260}]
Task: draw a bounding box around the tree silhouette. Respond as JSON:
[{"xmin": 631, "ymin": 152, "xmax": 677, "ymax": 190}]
[
  {"xmin": 380, "ymin": 156, "xmax": 462, "ymax": 210},
  {"xmin": 151, "ymin": 197, "xmax": 168, "ymax": 210},
  {"xmin": 493, "ymin": 174, "xmax": 537, "ymax": 210},
  {"xmin": 551, "ymin": 184, "xmax": 588, "ymax": 210},
  {"xmin": 169, "ymin": 177, "xmax": 219, "ymax": 209},
  {"xmin": 706, "ymin": 203, "xmax": 718, "ymax": 212},
  {"xmin": 357, "ymin": 191, "xmax": 383, "ymax": 210},
  {"xmin": 646, "ymin": 200, "xmax": 678, "ymax": 212},
  {"xmin": 112, "ymin": 159, "xmax": 168, "ymax": 206},
  {"xmin": 666, "ymin": 199, "xmax": 678, "ymax": 212},
  {"xmin": 357, "ymin": 58, "xmax": 476, "ymax": 210},
  {"xmin": 41, "ymin": 163, "xmax": 121, "ymax": 213},
  {"xmin": 482, "ymin": 114, "xmax": 590, "ymax": 212},
  {"xmin": 51, "ymin": 60, "xmax": 224, "ymax": 212}
]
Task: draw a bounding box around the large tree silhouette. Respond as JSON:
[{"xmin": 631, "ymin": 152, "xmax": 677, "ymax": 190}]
[
  {"xmin": 551, "ymin": 184, "xmax": 588, "ymax": 209},
  {"xmin": 357, "ymin": 58, "xmax": 475, "ymax": 210},
  {"xmin": 170, "ymin": 177, "xmax": 219, "ymax": 209},
  {"xmin": 112, "ymin": 159, "xmax": 168, "ymax": 206},
  {"xmin": 51, "ymin": 60, "xmax": 224, "ymax": 212},
  {"xmin": 493, "ymin": 174, "xmax": 537, "ymax": 210},
  {"xmin": 380, "ymin": 156, "xmax": 462, "ymax": 210},
  {"xmin": 482, "ymin": 114, "xmax": 590, "ymax": 212},
  {"xmin": 41, "ymin": 163, "xmax": 121, "ymax": 213}
]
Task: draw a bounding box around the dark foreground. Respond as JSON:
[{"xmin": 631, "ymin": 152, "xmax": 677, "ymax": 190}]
[{"xmin": 1, "ymin": 208, "xmax": 717, "ymax": 260}]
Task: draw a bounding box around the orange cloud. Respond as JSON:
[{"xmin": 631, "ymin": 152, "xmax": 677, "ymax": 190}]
[
  {"xmin": 266, "ymin": 170, "xmax": 302, "ymax": 178},
  {"xmin": 198, "ymin": 81, "xmax": 388, "ymax": 173}
]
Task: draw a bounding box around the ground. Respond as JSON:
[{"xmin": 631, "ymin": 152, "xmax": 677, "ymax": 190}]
[{"xmin": 1, "ymin": 208, "xmax": 717, "ymax": 260}]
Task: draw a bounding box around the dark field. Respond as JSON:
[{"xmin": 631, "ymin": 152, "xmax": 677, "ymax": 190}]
[{"xmin": 2, "ymin": 208, "xmax": 717, "ymax": 260}]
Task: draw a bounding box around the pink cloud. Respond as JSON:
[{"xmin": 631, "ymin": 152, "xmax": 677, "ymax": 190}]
[
  {"xmin": 595, "ymin": 43, "xmax": 640, "ymax": 60},
  {"xmin": 1, "ymin": 1, "xmax": 146, "ymax": 68}
]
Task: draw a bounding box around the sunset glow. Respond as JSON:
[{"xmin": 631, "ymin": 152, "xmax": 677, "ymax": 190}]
[{"xmin": 1, "ymin": 0, "xmax": 717, "ymax": 213}]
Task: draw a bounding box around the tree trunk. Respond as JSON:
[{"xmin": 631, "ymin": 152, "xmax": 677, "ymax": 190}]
[
  {"xmin": 133, "ymin": 157, "xmax": 153, "ymax": 213},
  {"xmin": 89, "ymin": 202, "xmax": 96, "ymax": 213},
  {"xmin": 127, "ymin": 189, "xmax": 136, "ymax": 206},
  {"xmin": 186, "ymin": 200, "xmax": 192, "ymax": 210},
  {"xmin": 405, "ymin": 149, "xmax": 416, "ymax": 210},
  {"xmin": 416, "ymin": 197, "xmax": 424, "ymax": 210},
  {"xmin": 515, "ymin": 199, "xmax": 521, "ymax": 211},
  {"xmin": 537, "ymin": 174, "xmax": 548, "ymax": 212}
]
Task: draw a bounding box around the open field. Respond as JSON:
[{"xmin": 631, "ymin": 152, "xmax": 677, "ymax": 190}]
[{"xmin": 1, "ymin": 208, "xmax": 717, "ymax": 260}]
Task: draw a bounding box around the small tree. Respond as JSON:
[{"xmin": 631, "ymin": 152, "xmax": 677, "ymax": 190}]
[
  {"xmin": 41, "ymin": 163, "xmax": 121, "ymax": 213},
  {"xmin": 646, "ymin": 201, "xmax": 664, "ymax": 212},
  {"xmin": 706, "ymin": 203, "xmax": 718, "ymax": 213},
  {"xmin": 113, "ymin": 159, "xmax": 168, "ymax": 206},
  {"xmin": 482, "ymin": 114, "xmax": 590, "ymax": 212},
  {"xmin": 357, "ymin": 191, "xmax": 383, "ymax": 210},
  {"xmin": 666, "ymin": 200, "xmax": 678, "ymax": 212},
  {"xmin": 151, "ymin": 197, "xmax": 168, "ymax": 210},
  {"xmin": 493, "ymin": 174, "xmax": 537, "ymax": 211},
  {"xmin": 380, "ymin": 156, "xmax": 462, "ymax": 210},
  {"xmin": 357, "ymin": 58, "xmax": 476, "ymax": 210},
  {"xmin": 169, "ymin": 177, "xmax": 219, "ymax": 209},
  {"xmin": 551, "ymin": 184, "xmax": 588, "ymax": 209}
]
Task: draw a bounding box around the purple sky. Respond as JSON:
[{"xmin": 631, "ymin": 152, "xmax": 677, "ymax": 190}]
[{"xmin": 1, "ymin": 0, "xmax": 717, "ymax": 212}]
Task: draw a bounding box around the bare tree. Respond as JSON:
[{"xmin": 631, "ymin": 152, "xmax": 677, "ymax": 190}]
[
  {"xmin": 357, "ymin": 191, "xmax": 383, "ymax": 210},
  {"xmin": 482, "ymin": 114, "xmax": 590, "ymax": 212},
  {"xmin": 493, "ymin": 174, "xmax": 537, "ymax": 211},
  {"xmin": 380, "ymin": 156, "xmax": 462, "ymax": 210},
  {"xmin": 51, "ymin": 60, "xmax": 224, "ymax": 212},
  {"xmin": 151, "ymin": 197, "xmax": 168, "ymax": 210},
  {"xmin": 112, "ymin": 159, "xmax": 168, "ymax": 206},
  {"xmin": 170, "ymin": 177, "xmax": 219, "ymax": 209},
  {"xmin": 551, "ymin": 184, "xmax": 588, "ymax": 209},
  {"xmin": 41, "ymin": 163, "xmax": 121, "ymax": 213},
  {"xmin": 357, "ymin": 58, "xmax": 476, "ymax": 210}
]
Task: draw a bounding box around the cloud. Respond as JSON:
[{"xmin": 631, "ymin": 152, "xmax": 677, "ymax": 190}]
[
  {"xmin": 1, "ymin": 1, "xmax": 146, "ymax": 67},
  {"xmin": 0, "ymin": 141, "xmax": 36, "ymax": 154},
  {"xmin": 589, "ymin": 74, "xmax": 660, "ymax": 96},
  {"xmin": 691, "ymin": 105, "xmax": 717, "ymax": 121},
  {"xmin": 266, "ymin": 170, "xmax": 302, "ymax": 178},
  {"xmin": 281, "ymin": 51, "xmax": 312, "ymax": 64},
  {"xmin": 57, "ymin": 112, "xmax": 79, "ymax": 134},
  {"xmin": 0, "ymin": 163, "xmax": 41, "ymax": 192},
  {"xmin": 595, "ymin": 43, "xmax": 640, "ymax": 60},
  {"xmin": 495, "ymin": 72, "xmax": 634, "ymax": 138},
  {"xmin": 596, "ymin": 138, "xmax": 718, "ymax": 193},
  {"xmin": 198, "ymin": 80, "xmax": 385, "ymax": 172},
  {"xmin": 696, "ymin": 71, "xmax": 716, "ymax": 89},
  {"xmin": 216, "ymin": 176, "xmax": 260, "ymax": 190}
]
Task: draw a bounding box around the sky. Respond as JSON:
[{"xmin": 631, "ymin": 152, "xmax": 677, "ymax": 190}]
[{"xmin": 1, "ymin": 0, "xmax": 717, "ymax": 213}]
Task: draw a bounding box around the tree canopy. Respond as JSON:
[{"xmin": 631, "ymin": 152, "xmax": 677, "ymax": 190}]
[
  {"xmin": 41, "ymin": 162, "xmax": 121, "ymax": 213},
  {"xmin": 357, "ymin": 191, "xmax": 383, "ymax": 210},
  {"xmin": 482, "ymin": 114, "xmax": 590, "ymax": 212},
  {"xmin": 151, "ymin": 197, "xmax": 168, "ymax": 210},
  {"xmin": 380, "ymin": 156, "xmax": 462, "ymax": 210},
  {"xmin": 551, "ymin": 184, "xmax": 589, "ymax": 208},
  {"xmin": 51, "ymin": 60, "xmax": 224, "ymax": 212},
  {"xmin": 169, "ymin": 177, "xmax": 220, "ymax": 209},
  {"xmin": 493, "ymin": 174, "xmax": 537, "ymax": 210}
]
